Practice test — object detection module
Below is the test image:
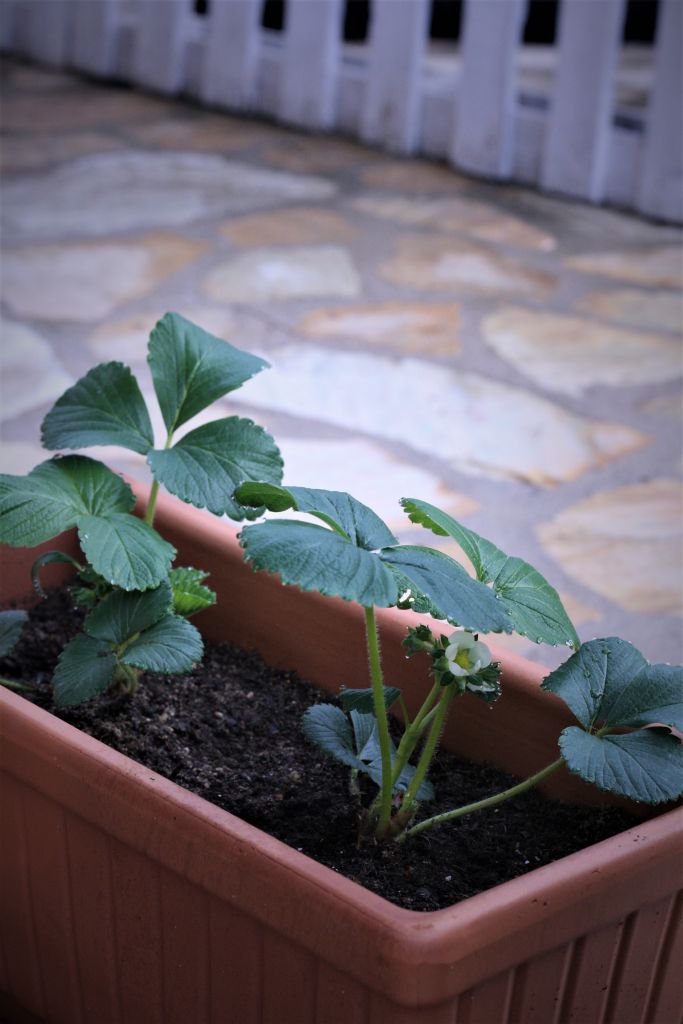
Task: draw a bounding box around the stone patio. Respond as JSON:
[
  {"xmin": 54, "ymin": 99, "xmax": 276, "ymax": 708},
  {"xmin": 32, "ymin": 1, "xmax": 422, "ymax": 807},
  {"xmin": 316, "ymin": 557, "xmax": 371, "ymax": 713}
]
[{"xmin": 1, "ymin": 56, "xmax": 681, "ymax": 668}]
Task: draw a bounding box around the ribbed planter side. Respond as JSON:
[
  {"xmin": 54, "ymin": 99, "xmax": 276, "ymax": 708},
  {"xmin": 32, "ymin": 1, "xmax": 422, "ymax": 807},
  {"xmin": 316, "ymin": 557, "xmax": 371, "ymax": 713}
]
[{"xmin": 1, "ymin": 487, "xmax": 681, "ymax": 1024}]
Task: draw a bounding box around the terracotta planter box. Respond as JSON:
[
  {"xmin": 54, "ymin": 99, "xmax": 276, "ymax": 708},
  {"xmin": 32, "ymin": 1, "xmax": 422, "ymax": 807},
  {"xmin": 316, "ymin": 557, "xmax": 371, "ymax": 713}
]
[{"xmin": 1, "ymin": 488, "xmax": 681, "ymax": 1024}]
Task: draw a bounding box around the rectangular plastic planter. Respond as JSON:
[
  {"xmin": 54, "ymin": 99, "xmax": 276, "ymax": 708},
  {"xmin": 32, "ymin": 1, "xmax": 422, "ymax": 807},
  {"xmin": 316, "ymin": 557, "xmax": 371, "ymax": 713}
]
[{"xmin": 1, "ymin": 487, "xmax": 681, "ymax": 1024}]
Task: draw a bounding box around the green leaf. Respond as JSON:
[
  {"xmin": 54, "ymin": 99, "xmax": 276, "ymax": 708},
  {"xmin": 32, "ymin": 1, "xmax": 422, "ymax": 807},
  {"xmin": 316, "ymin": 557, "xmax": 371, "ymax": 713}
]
[
  {"xmin": 0, "ymin": 610, "xmax": 28, "ymax": 657},
  {"xmin": 339, "ymin": 686, "xmax": 402, "ymax": 713},
  {"xmin": 302, "ymin": 704, "xmax": 362, "ymax": 770},
  {"xmin": 302, "ymin": 705, "xmax": 434, "ymax": 800},
  {"xmin": 53, "ymin": 633, "xmax": 117, "ymax": 706},
  {"xmin": 41, "ymin": 363, "xmax": 154, "ymax": 455},
  {"xmin": 0, "ymin": 456, "xmax": 134, "ymax": 547},
  {"xmin": 239, "ymin": 519, "xmax": 398, "ymax": 607},
  {"xmin": 363, "ymin": 752, "xmax": 435, "ymax": 801},
  {"xmin": 236, "ymin": 483, "xmax": 397, "ymax": 550},
  {"xmin": 78, "ymin": 514, "xmax": 175, "ymax": 591},
  {"xmin": 168, "ymin": 567, "xmax": 216, "ymax": 617},
  {"xmin": 120, "ymin": 614, "xmax": 203, "ymax": 674},
  {"xmin": 148, "ymin": 417, "xmax": 283, "ymax": 520},
  {"xmin": 31, "ymin": 550, "xmax": 84, "ymax": 597},
  {"xmin": 380, "ymin": 546, "xmax": 510, "ymax": 633},
  {"xmin": 543, "ymin": 639, "xmax": 682, "ymax": 732},
  {"xmin": 386, "ymin": 566, "xmax": 445, "ymax": 617},
  {"xmin": 235, "ymin": 482, "xmax": 297, "ymax": 513},
  {"xmin": 148, "ymin": 312, "xmax": 268, "ymax": 433},
  {"xmin": 84, "ymin": 583, "xmax": 172, "ymax": 644},
  {"xmin": 559, "ymin": 728, "xmax": 683, "ymax": 804},
  {"xmin": 400, "ymin": 499, "xmax": 579, "ymax": 649}
]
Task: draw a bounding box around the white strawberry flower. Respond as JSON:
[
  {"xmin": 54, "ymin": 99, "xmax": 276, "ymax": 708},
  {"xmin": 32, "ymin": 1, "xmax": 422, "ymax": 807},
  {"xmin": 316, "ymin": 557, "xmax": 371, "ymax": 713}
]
[{"xmin": 444, "ymin": 631, "xmax": 492, "ymax": 678}]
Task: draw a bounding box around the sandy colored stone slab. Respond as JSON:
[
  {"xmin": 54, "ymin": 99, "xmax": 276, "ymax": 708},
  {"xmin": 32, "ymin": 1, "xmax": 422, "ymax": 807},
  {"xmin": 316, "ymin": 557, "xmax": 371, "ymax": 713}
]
[
  {"xmin": 238, "ymin": 346, "xmax": 647, "ymax": 486},
  {"xmin": 359, "ymin": 160, "xmax": 470, "ymax": 193},
  {"xmin": 262, "ymin": 136, "xmax": 375, "ymax": 174},
  {"xmin": 537, "ymin": 479, "xmax": 683, "ymax": 615},
  {"xmin": 576, "ymin": 288, "xmax": 682, "ymax": 334},
  {"xmin": 640, "ymin": 393, "xmax": 683, "ymax": 420},
  {"xmin": 276, "ymin": 437, "xmax": 478, "ymax": 532},
  {"xmin": 2, "ymin": 91, "xmax": 177, "ymax": 133},
  {"xmin": 221, "ymin": 208, "xmax": 356, "ymax": 247},
  {"xmin": 203, "ymin": 246, "xmax": 361, "ymax": 302},
  {"xmin": 482, "ymin": 307, "xmax": 682, "ymax": 397},
  {"xmin": 1, "ymin": 235, "xmax": 205, "ymax": 322},
  {"xmin": 1, "ymin": 153, "xmax": 338, "ymax": 241},
  {"xmin": 352, "ymin": 196, "xmax": 556, "ymax": 251},
  {"xmin": 0, "ymin": 132, "xmax": 123, "ymax": 172},
  {"xmin": 298, "ymin": 302, "xmax": 460, "ymax": 356},
  {"xmin": 0, "ymin": 320, "xmax": 73, "ymax": 421},
  {"xmin": 380, "ymin": 236, "xmax": 556, "ymax": 298},
  {"xmin": 566, "ymin": 247, "xmax": 683, "ymax": 289},
  {"xmin": 125, "ymin": 117, "xmax": 269, "ymax": 153}
]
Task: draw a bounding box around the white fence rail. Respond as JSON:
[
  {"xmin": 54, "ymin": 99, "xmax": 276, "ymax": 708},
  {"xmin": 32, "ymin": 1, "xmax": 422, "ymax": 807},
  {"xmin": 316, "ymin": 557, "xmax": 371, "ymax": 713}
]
[{"xmin": 2, "ymin": 0, "xmax": 681, "ymax": 223}]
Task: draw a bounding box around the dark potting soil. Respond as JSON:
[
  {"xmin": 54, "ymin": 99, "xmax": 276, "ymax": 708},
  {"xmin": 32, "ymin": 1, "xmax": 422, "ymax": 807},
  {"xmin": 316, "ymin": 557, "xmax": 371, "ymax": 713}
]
[{"xmin": 2, "ymin": 588, "xmax": 634, "ymax": 912}]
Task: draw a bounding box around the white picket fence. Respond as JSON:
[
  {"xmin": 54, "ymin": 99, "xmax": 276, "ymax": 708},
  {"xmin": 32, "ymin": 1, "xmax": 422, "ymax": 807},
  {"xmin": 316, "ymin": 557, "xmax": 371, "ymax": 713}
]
[{"xmin": 2, "ymin": 0, "xmax": 681, "ymax": 223}]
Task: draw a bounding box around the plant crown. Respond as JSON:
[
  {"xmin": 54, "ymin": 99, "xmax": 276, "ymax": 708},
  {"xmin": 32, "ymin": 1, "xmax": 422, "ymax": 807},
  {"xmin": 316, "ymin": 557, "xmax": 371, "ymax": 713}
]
[
  {"xmin": 236, "ymin": 483, "xmax": 683, "ymax": 841},
  {"xmin": 0, "ymin": 313, "xmax": 282, "ymax": 705}
]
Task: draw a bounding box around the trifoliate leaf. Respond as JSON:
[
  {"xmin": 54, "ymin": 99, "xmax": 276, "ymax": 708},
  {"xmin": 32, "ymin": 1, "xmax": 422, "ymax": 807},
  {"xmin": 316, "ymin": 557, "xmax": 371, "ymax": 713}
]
[
  {"xmin": 41, "ymin": 362, "xmax": 154, "ymax": 454},
  {"xmin": 168, "ymin": 567, "xmax": 216, "ymax": 617},
  {"xmin": 542, "ymin": 638, "xmax": 682, "ymax": 732},
  {"xmin": 120, "ymin": 614, "xmax": 202, "ymax": 674},
  {"xmin": 0, "ymin": 610, "xmax": 28, "ymax": 657},
  {"xmin": 400, "ymin": 499, "xmax": 579, "ymax": 649},
  {"xmin": 84, "ymin": 582, "xmax": 172, "ymax": 644},
  {"xmin": 339, "ymin": 686, "xmax": 402, "ymax": 713},
  {"xmin": 53, "ymin": 633, "xmax": 117, "ymax": 706},
  {"xmin": 148, "ymin": 312, "xmax": 268, "ymax": 433},
  {"xmin": 240, "ymin": 519, "xmax": 398, "ymax": 607},
  {"xmin": 78, "ymin": 514, "xmax": 175, "ymax": 591},
  {"xmin": 0, "ymin": 456, "xmax": 134, "ymax": 547},
  {"xmin": 148, "ymin": 417, "xmax": 283, "ymax": 519},
  {"xmin": 559, "ymin": 727, "xmax": 683, "ymax": 804},
  {"xmin": 380, "ymin": 545, "xmax": 510, "ymax": 633},
  {"xmin": 236, "ymin": 483, "xmax": 397, "ymax": 550}
]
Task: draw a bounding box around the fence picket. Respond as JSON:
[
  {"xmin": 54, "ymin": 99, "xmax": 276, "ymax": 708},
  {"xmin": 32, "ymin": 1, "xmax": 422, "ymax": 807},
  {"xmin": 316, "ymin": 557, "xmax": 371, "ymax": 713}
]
[
  {"xmin": 278, "ymin": 0, "xmax": 343, "ymax": 129},
  {"xmin": 131, "ymin": 0, "xmax": 192, "ymax": 95},
  {"xmin": 361, "ymin": 0, "xmax": 429, "ymax": 153},
  {"xmin": 451, "ymin": 0, "xmax": 526, "ymax": 177},
  {"xmin": 70, "ymin": 0, "xmax": 120, "ymax": 78},
  {"xmin": 637, "ymin": 0, "xmax": 683, "ymax": 222},
  {"xmin": 199, "ymin": 0, "xmax": 261, "ymax": 111},
  {"xmin": 542, "ymin": 0, "xmax": 625, "ymax": 202}
]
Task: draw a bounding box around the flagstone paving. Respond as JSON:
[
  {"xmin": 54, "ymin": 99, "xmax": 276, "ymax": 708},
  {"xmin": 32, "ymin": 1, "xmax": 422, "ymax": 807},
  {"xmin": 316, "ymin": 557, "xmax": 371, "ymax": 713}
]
[
  {"xmin": 482, "ymin": 308, "xmax": 681, "ymax": 396},
  {"xmin": 1, "ymin": 56, "xmax": 681, "ymax": 668}
]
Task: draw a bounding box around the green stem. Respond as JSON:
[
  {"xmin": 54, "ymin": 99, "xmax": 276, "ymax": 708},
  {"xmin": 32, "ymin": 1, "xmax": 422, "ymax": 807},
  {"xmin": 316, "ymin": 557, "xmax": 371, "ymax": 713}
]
[
  {"xmin": 397, "ymin": 684, "xmax": 456, "ymax": 821},
  {"xmin": 0, "ymin": 677, "xmax": 35, "ymax": 692},
  {"xmin": 145, "ymin": 430, "xmax": 174, "ymax": 526},
  {"xmin": 401, "ymin": 757, "xmax": 565, "ymax": 840},
  {"xmin": 364, "ymin": 606, "xmax": 393, "ymax": 835},
  {"xmin": 390, "ymin": 682, "xmax": 441, "ymax": 789}
]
